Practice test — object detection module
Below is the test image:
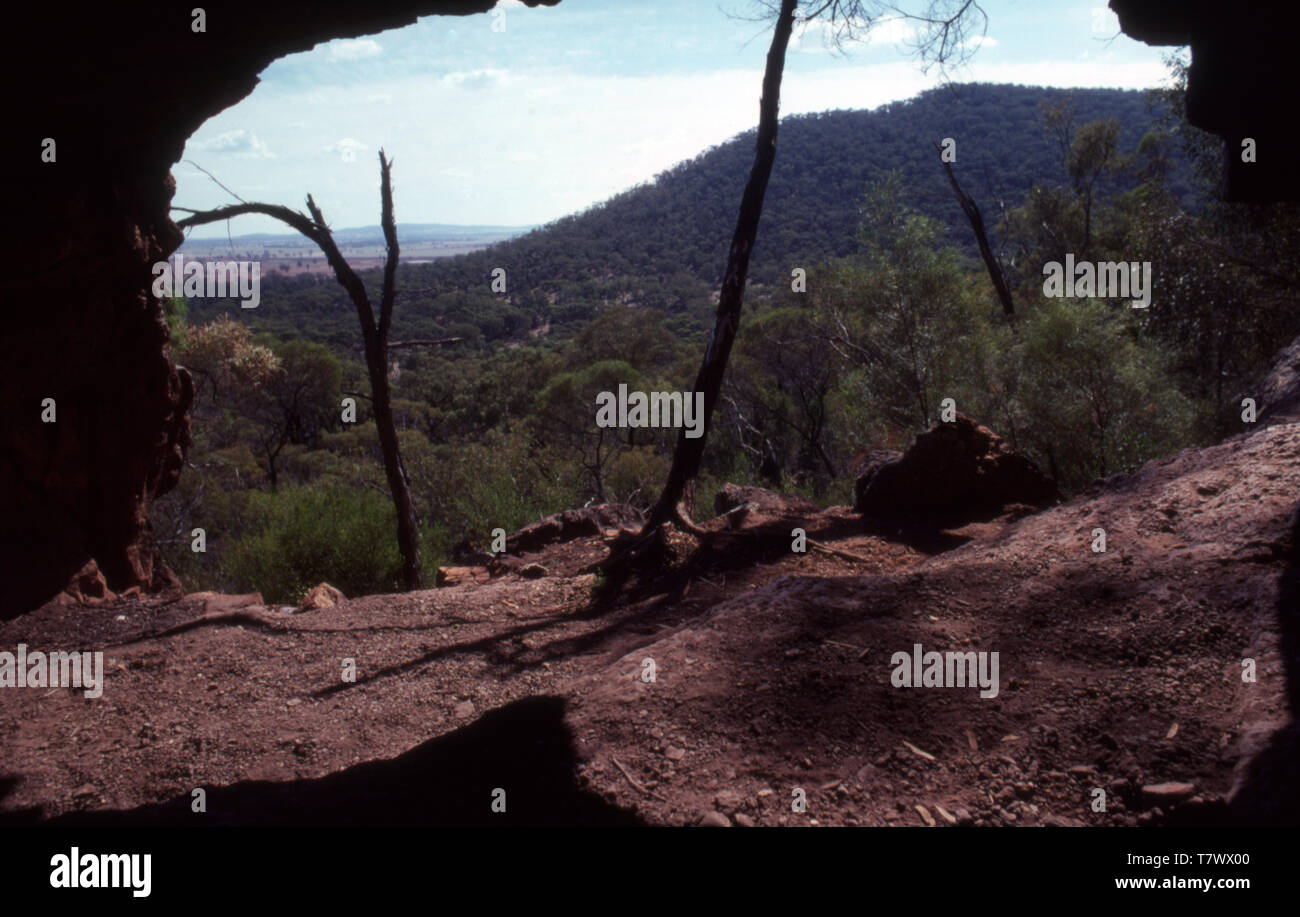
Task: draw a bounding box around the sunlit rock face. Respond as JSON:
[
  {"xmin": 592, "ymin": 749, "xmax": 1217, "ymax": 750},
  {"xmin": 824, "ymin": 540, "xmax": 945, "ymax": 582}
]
[
  {"xmin": 1110, "ymin": 0, "xmax": 1300, "ymax": 201},
  {"xmin": 0, "ymin": 1, "xmax": 558, "ymax": 615}
]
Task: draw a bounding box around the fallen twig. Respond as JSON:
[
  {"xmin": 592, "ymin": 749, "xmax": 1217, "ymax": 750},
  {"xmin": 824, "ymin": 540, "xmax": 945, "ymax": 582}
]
[
  {"xmin": 611, "ymin": 757, "xmax": 652, "ymax": 796},
  {"xmin": 808, "ymin": 539, "xmax": 874, "ymax": 563}
]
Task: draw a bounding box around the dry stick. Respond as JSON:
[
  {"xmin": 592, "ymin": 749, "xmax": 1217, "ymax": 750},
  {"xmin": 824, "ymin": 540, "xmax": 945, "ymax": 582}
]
[
  {"xmin": 933, "ymin": 140, "xmax": 1015, "ymax": 317},
  {"xmin": 610, "ymin": 757, "xmax": 653, "ymax": 797},
  {"xmin": 184, "ymin": 160, "xmax": 247, "ymax": 205},
  {"xmin": 807, "ymin": 538, "xmax": 874, "ymax": 563},
  {"xmin": 672, "ymin": 514, "xmax": 711, "ymax": 538},
  {"xmin": 387, "ymin": 338, "xmax": 463, "ymax": 349}
]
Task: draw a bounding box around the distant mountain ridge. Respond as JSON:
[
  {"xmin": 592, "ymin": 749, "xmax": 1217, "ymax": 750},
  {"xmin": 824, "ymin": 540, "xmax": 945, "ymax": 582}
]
[{"xmin": 180, "ymin": 222, "xmax": 536, "ymax": 249}]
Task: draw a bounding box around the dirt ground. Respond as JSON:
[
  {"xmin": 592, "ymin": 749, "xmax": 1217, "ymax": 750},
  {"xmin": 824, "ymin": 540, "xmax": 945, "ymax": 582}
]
[{"xmin": 2, "ymin": 414, "xmax": 1298, "ymax": 827}]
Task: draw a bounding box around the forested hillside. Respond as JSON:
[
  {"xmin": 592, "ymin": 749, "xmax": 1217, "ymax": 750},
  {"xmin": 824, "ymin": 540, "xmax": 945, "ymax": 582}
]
[{"xmin": 189, "ymin": 83, "xmax": 1187, "ymax": 347}]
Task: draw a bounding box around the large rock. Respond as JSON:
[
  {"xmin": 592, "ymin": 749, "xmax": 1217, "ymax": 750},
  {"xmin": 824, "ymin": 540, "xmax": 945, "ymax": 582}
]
[
  {"xmin": 506, "ymin": 504, "xmax": 644, "ymax": 554},
  {"xmin": 849, "ymin": 449, "xmax": 904, "ymax": 483},
  {"xmin": 1113, "ymin": 0, "xmax": 1300, "ymax": 202},
  {"xmin": 297, "ymin": 583, "xmax": 345, "ymax": 612},
  {"xmin": 187, "ymin": 591, "xmax": 265, "ymax": 614},
  {"xmin": 854, "ymin": 414, "xmax": 1058, "ymax": 525},
  {"xmin": 52, "ymin": 560, "xmax": 117, "ymax": 607},
  {"xmin": 436, "ymin": 566, "xmax": 491, "ymax": 588},
  {"xmin": 1254, "ymin": 333, "xmax": 1300, "ymax": 426}
]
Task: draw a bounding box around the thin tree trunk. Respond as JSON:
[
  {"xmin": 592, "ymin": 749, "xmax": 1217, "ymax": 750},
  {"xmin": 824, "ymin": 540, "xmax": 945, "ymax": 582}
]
[
  {"xmin": 934, "ymin": 141, "xmax": 1015, "ymax": 316},
  {"xmin": 374, "ymin": 153, "xmax": 422, "ymax": 589},
  {"xmin": 265, "ymin": 443, "xmax": 279, "ymax": 490},
  {"xmin": 641, "ymin": 0, "xmax": 797, "ymax": 533},
  {"xmin": 367, "ymin": 349, "xmax": 422, "ymax": 588}
]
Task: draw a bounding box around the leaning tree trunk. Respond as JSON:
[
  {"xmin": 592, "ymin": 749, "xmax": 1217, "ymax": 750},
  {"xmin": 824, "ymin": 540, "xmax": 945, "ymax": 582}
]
[
  {"xmin": 934, "ymin": 141, "xmax": 1015, "ymax": 317},
  {"xmin": 642, "ymin": 0, "xmax": 797, "ymax": 533}
]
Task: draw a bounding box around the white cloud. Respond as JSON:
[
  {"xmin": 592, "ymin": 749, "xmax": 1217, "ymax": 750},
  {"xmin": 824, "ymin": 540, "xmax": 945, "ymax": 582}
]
[
  {"xmin": 866, "ymin": 16, "xmax": 919, "ymax": 48},
  {"xmin": 189, "ymin": 128, "xmax": 274, "ymax": 159},
  {"xmin": 960, "ymin": 58, "xmax": 1165, "ymax": 90},
  {"xmin": 325, "ymin": 38, "xmax": 383, "ymax": 62},
  {"xmin": 442, "ymin": 69, "xmax": 509, "ymax": 90},
  {"xmin": 326, "ymin": 138, "xmax": 369, "ymax": 163},
  {"xmin": 792, "ymin": 14, "xmax": 918, "ymax": 55}
]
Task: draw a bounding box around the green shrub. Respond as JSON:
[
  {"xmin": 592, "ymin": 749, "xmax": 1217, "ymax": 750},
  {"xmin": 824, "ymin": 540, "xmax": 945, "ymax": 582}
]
[{"xmin": 221, "ymin": 485, "xmax": 405, "ymax": 604}]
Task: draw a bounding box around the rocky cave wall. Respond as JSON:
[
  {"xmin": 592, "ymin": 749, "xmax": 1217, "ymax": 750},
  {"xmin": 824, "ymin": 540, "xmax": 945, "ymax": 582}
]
[{"xmin": 1110, "ymin": 0, "xmax": 1300, "ymax": 202}]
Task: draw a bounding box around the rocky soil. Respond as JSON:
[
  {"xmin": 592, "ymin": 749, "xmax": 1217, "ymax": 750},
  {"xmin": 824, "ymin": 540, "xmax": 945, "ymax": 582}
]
[{"xmin": 2, "ymin": 367, "xmax": 1298, "ymax": 827}]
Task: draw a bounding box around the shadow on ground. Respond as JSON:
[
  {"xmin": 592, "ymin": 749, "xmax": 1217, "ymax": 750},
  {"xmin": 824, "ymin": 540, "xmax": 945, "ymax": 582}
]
[
  {"xmin": 3, "ymin": 696, "xmax": 643, "ymax": 827},
  {"xmin": 1213, "ymin": 501, "xmax": 1300, "ymax": 826}
]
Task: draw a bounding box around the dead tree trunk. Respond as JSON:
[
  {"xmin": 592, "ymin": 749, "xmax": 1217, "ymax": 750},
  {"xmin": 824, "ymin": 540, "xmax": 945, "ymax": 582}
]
[
  {"xmin": 933, "ymin": 140, "xmax": 1015, "ymax": 317},
  {"xmin": 175, "ymin": 150, "xmax": 425, "ymax": 590}
]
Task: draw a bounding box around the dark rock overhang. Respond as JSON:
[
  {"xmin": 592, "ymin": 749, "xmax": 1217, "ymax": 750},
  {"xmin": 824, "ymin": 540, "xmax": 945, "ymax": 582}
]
[{"xmin": 1110, "ymin": 0, "xmax": 1300, "ymax": 201}]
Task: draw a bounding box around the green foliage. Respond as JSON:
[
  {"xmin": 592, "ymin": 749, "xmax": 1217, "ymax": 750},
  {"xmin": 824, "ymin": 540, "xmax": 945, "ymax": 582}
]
[
  {"xmin": 816, "ymin": 173, "xmax": 987, "ymax": 431},
  {"xmin": 1010, "ymin": 298, "xmax": 1194, "ymax": 489},
  {"xmin": 163, "ymin": 296, "xmax": 188, "ymax": 348},
  {"xmin": 574, "ymin": 307, "xmax": 679, "ymax": 375},
  {"xmin": 405, "ymin": 429, "xmax": 572, "ymax": 554},
  {"xmin": 725, "ymin": 303, "xmax": 840, "ymax": 487},
  {"xmin": 221, "ymin": 484, "xmax": 406, "ymax": 604},
  {"xmin": 605, "ymin": 446, "xmax": 671, "ymax": 508},
  {"xmin": 533, "ymin": 360, "xmax": 646, "ymax": 502}
]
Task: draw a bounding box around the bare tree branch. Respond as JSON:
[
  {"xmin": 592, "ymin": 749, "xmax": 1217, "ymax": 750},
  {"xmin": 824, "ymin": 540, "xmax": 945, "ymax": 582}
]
[
  {"xmin": 933, "ymin": 139, "xmax": 1015, "ymax": 316},
  {"xmin": 743, "ymin": 0, "xmax": 988, "ymax": 74},
  {"xmin": 386, "ymin": 338, "xmax": 463, "ymax": 349},
  {"xmin": 378, "ymin": 150, "xmax": 399, "ymax": 347},
  {"xmin": 172, "ymin": 155, "xmax": 425, "ymax": 590}
]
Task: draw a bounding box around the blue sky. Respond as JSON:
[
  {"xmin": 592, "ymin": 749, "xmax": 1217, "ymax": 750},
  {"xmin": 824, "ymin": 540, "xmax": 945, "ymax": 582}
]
[{"xmin": 177, "ymin": 0, "xmax": 1177, "ymax": 237}]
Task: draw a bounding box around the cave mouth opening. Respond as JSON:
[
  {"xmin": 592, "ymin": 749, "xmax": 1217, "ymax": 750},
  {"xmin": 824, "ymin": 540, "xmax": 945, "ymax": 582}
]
[{"xmin": 3, "ymin": 2, "xmax": 567, "ymax": 616}]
